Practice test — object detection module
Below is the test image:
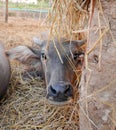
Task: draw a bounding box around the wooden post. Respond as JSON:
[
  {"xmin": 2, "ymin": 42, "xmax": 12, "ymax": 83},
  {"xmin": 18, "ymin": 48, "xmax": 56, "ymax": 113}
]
[{"xmin": 5, "ymin": 0, "xmax": 8, "ymax": 23}]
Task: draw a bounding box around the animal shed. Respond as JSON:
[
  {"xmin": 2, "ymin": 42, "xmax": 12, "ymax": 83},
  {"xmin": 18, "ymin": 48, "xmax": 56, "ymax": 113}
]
[{"xmin": 0, "ymin": 0, "xmax": 116, "ymax": 130}]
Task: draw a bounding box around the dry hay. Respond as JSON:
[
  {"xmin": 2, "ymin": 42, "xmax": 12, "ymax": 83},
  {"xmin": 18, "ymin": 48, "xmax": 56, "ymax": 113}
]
[
  {"xmin": 1, "ymin": 63, "xmax": 79, "ymax": 130},
  {"xmin": 47, "ymin": 0, "xmax": 91, "ymax": 40}
]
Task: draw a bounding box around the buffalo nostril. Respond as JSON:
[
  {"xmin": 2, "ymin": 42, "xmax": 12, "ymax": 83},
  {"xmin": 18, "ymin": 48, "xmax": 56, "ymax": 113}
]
[
  {"xmin": 64, "ymin": 85, "xmax": 71, "ymax": 95},
  {"xmin": 50, "ymin": 86, "xmax": 57, "ymax": 95},
  {"xmin": 64, "ymin": 85, "xmax": 70, "ymax": 93}
]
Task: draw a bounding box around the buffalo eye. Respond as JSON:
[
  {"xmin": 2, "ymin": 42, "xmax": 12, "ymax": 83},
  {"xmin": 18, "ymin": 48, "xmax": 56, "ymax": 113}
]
[
  {"xmin": 41, "ymin": 52, "xmax": 47, "ymax": 60},
  {"xmin": 73, "ymin": 53, "xmax": 79, "ymax": 60},
  {"xmin": 73, "ymin": 52, "xmax": 84, "ymax": 60}
]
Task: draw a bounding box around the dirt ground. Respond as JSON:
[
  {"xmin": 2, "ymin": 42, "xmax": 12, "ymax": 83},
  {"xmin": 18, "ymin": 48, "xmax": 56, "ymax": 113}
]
[{"xmin": 0, "ymin": 16, "xmax": 48, "ymax": 48}]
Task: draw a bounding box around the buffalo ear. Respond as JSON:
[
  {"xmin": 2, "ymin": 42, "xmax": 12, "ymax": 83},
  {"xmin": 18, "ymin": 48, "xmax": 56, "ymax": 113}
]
[
  {"xmin": 6, "ymin": 46, "xmax": 41, "ymax": 68},
  {"xmin": 63, "ymin": 39, "xmax": 86, "ymax": 47},
  {"xmin": 33, "ymin": 37, "xmax": 43, "ymax": 47},
  {"xmin": 75, "ymin": 39, "xmax": 86, "ymax": 46},
  {"xmin": 33, "ymin": 31, "xmax": 49, "ymax": 46}
]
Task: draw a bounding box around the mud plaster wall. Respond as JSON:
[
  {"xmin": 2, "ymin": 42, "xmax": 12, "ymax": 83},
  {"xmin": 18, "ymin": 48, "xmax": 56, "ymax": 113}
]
[{"xmin": 79, "ymin": 0, "xmax": 116, "ymax": 130}]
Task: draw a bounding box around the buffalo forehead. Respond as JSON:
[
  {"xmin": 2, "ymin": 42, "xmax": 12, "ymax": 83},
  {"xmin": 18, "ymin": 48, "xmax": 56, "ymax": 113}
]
[{"xmin": 42, "ymin": 40, "xmax": 78, "ymax": 57}]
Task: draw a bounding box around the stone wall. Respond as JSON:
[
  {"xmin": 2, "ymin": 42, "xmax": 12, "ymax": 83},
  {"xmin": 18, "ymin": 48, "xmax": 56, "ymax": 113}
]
[{"xmin": 79, "ymin": 0, "xmax": 116, "ymax": 130}]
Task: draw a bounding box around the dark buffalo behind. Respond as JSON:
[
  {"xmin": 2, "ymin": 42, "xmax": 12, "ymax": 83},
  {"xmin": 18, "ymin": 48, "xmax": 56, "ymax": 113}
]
[{"xmin": 0, "ymin": 43, "xmax": 11, "ymax": 100}]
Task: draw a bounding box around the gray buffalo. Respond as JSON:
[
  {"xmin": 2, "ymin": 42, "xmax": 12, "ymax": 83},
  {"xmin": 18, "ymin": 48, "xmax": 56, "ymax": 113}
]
[
  {"xmin": 0, "ymin": 43, "xmax": 11, "ymax": 100},
  {"xmin": 6, "ymin": 38, "xmax": 86, "ymax": 105}
]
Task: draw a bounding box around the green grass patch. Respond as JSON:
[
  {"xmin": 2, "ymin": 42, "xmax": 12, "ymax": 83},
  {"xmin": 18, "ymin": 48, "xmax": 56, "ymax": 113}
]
[{"xmin": 0, "ymin": 0, "xmax": 49, "ymax": 10}]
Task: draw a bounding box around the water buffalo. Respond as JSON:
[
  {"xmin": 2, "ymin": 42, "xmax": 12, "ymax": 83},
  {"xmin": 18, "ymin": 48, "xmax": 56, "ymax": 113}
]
[
  {"xmin": 0, "ymin": 43, "xmax": 11, "ymax": 100},
  {"xmin": 6, "ymin": 38, "xmax": 86, "ymax": 105}
]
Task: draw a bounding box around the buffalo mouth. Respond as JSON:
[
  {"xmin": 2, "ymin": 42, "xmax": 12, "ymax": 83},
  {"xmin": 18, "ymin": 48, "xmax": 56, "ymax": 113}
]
[{"xmin": 47, "ymin": 96, "xmax": 73, "ymax": 106}]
